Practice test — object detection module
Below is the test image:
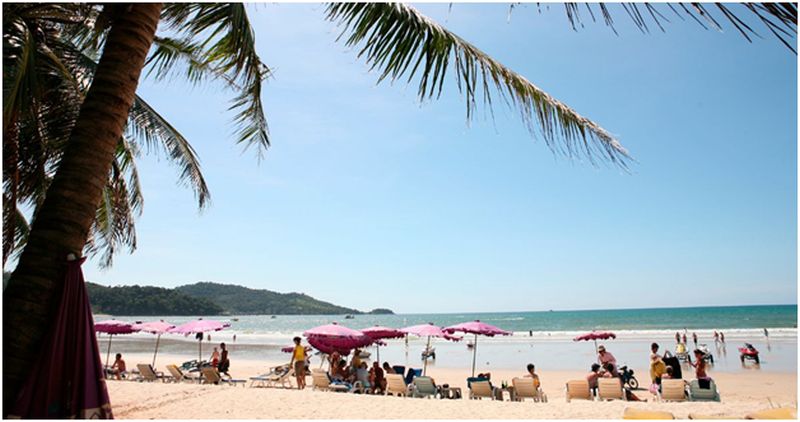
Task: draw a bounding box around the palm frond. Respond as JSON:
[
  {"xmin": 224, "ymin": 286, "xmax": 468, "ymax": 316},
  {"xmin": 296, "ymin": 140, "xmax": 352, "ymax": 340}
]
[
  {"xmin": 547, "ymin": 3, "xmax": 797, "ymax": 54},
  {"xmin": 161, "ymin": 3, "xmax": 271, "ymax": 155},
  {"xmin": 326, "ymin": 3, "xmax": 630, "ymax": 168}
]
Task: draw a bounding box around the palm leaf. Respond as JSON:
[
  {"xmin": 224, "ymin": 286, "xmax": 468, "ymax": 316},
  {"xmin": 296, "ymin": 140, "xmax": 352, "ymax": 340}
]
[{"xmin": 326, "ymin": 3, "xmax": 630, "ymax": 167}]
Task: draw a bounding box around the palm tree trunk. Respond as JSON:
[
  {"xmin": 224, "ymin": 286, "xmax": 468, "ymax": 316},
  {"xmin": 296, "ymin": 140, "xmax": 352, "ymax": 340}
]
[{"xmin": 2, "ymin": 3, "xmax": 163, "ymax": 412}]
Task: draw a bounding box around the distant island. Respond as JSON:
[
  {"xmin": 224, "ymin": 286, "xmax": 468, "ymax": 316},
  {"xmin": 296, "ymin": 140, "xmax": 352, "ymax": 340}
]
[{"xmin": 84, "ymin": 280, "xmax": 393, "ymax": 316}]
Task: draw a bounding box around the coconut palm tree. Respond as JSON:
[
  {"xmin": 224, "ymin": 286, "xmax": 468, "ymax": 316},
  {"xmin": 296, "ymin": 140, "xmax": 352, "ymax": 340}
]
[
  {"xmin": 3, "ymin": 2, "xmax": 795, "ymax": 411},
  {"xmin": 3, "ymin": 4, "xmax": 211, "ymax": 268}
]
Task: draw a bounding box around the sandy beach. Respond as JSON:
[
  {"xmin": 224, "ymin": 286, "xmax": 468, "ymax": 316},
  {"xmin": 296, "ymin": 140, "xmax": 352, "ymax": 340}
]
[{"xmin": 107, "ymin": 352, "xmax": 797, "ymax": 419}]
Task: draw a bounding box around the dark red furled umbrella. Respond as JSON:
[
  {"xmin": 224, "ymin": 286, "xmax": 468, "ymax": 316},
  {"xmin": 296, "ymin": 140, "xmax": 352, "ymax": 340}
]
[
  {"xmin": 573, "ymin": 331, "xmax": 617, "ymax": 359},
  {"xmin": 9, "ymin": 256, "xmax": 113, "ymax": 418}
]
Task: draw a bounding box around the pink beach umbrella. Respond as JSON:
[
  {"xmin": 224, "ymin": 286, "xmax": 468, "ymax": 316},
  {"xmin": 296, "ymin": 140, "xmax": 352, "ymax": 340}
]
[
  {"xmin": 95, "ymin": 319, "xmax": 140, "ymax": 373},
  {"xmin": 361, "ymin": 325, "xmax": 405, "ymax": 363},
  {"xmin": 303, "ymin": 322, "xmax": 372, "ymax": 356},
  {"xmin": 132, "ymin": 320, "xmax": 175, "ymax": 367},
  {"xmin": 573, "ymin": 331, "xmax": 617, "ymax": 361},
  {"xmin": 444, "ymin": 320, "xmax": 512, "ymax": 377},
  {"xmin": 169, "ymin": 319, "xmax": 231, "ymax": 361},
  {"xmin": 400, "ymin": 323, "xmax": 457, "ymax": 375}
]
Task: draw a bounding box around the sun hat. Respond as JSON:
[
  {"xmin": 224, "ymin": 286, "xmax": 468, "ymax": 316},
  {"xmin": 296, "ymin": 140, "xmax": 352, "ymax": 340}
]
[{"xmin": 598, "ymin": 345, "xmax": 606, "ymax": 352}]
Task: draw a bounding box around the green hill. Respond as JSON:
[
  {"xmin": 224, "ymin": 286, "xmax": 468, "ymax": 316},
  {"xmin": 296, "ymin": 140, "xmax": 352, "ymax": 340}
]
[
  {"xmin": 176, "ymin": 282, "xmax": 364, "ymax": 315},
  {"xmin": 87, "ymin": 283, "xmax": 224, "ymax": 316}
]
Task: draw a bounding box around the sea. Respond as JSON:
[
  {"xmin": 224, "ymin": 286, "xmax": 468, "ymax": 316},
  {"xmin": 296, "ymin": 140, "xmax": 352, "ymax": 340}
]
[{"xmin": 103, "ymin": 305, "xmax": 798, "ymax": 374}]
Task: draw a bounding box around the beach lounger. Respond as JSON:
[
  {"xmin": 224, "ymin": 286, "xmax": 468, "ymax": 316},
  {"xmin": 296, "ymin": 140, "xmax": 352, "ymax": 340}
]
[
  {"xmin": 136, "ymin": 364, "xmax": 164, "ymax": 382},
  {"xmin": 658, "ymin": 379, "xmax": 687, "ymax": 402},
  {"xmin": 623, "ymin": 407, "xmax": 675, "ymax": 419},
  {"xmin": 404, "ymin": 368, "xmax": 422, "ymax": 385},
  {"xmin": 745, "ymin": 407, "xmax": 797, "ymax": 419},
  {"xmin": 469, "ymin": 380, "xmax": 497, "ymax": 400},
  {"xmin": 565, "ymin": 380, "xmax": 593, "ymax": 402},
  {"xmin": 249, "ymin": 364, "xmax": 294, "ymax": 388},
  {"xmin": 166, "ymin": 364, "xmax": 200, "ymax": 383},
  {"xmin": 512, "ymin": 377, "xmax": 547, "ymax": 402},
  {"xmin": 687, "ymin": 379, "xmax": 720, "ymax": 402},
  {"xmin": 200, "ymin": 367, "xmax": 246, "ymax": 387},
  {"xmin": 310, "ymin": 369, "xmax": 350, "ymax": 393},
  {"xmin": 385, "ymin": 373, "xmax": 410, "ymax": 397},
  {"xmin": 597, "ymin": 377, "xmax": 627, "ymax": 401},
  {"xmin": 410, "ymin": 376, "xmax": 439, "ymax": 399}
]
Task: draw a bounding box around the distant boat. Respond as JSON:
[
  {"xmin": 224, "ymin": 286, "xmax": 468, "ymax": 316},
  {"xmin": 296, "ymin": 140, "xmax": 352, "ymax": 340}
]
[
  {"xmin": 270, "ymin": 315, "xmax": 276, "ymax": 319},
  {"xmin": 345, "ymin": 314, "xmax": 354, "ymax": 319},
  {"xmin": 232, "ymin": 318, "xmax": 239, "ymax": 322}
]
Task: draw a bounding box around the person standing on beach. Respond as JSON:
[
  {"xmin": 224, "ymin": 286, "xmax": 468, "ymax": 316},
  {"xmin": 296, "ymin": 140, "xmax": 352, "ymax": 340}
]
[
  {"xmin": 649, "ymin": 343, "xmax": 666, "ymax": 385},
  {"xmin": 218, "ymin": 342, "xmax": 230, "ymax": 374},
  {"xmin": 675, "ymin": 332, "xmax": 681, "ymax": 343},
  {"xmin": 713, "ymin": 331, "xmax": 719, "ymax": 345},
  {"xmin": 720, "ymin": 332, "xmax": 725, "ymax": 344},
  {"xmin": 692, "ymin": 332, "xmax": 698, "ymax": 346},
  {"xmin": 764, "ymin": 328, "xmax": 769, "ymax": 339},
  {"xmin": 289, "ymin": 336, "xmax": 307, "ymax": 389},
  {"xmin": 682, "ymin": 333, "xmax": 687, "ymax": 344}
]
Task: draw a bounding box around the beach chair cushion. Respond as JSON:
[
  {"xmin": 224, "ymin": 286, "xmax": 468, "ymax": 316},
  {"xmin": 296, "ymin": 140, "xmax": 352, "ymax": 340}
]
[
  {"xmin": 136, "ymin": 364, "xmax": 162, "ymax": 382},
  {"xmin": 166, "ymin": 364, "xmax": 198, "ymax": 383},
  {"xmin": 688, "ymin": 379, "xmax": 720, "ymax": 402},
  {"xmin": 745, "ymin": 407, "xmax": 797, "ymax": 420},
  {"xmin": 659, "ymin": 379, "xmax": 687, "ymax": 401},
  {"xmin": 411, "ymin": 376, "xmax": 438, "ymax": 398},
  {"xmin": 512, "ymin": 377, "xmax": 546, "ymax": 402},
  {"xmin": 598, "ymin": 377, "xmax": 626, "ymax": 401},
  {"xmin": 565, "ymin": 380, "xmax": 593, "ymax": 402},
  {"xmin": 386, "ymin": 373, "xmax": 409, "ymax": 397},
  {"xmin": 201, "ymin": 367, "xmax": 245, "ymax": 386},
  {"xmin": 623, "ymin": 407, "xmax": 675, "ymax": 419},
  {"xmin": 470, "ymin": 380, "xmax": 495, "ymax": 399}
]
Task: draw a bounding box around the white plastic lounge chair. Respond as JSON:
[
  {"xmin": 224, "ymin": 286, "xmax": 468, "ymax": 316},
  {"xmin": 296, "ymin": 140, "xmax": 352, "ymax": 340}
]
[
  {"xmin": 565, "ymin": 380, "xmax": 594, "ymax": 402},
  {"xmin": 249, "ymin": 364, "xmax": 294, "ymax": 388},
  {"xmin": 410, "ymin": 376, "xmax": 439, "ymax": 398},
  {"xmin": 310, "ymin": 369, "xmax": 350, "ymax": 392},
  {"xmin": 687, "ymin": 379, "xmax": 720, "ymax": 402},
  {"xmin": 136, "ymin": 364, "xmax": 164, "ymax": 382},
  {"xmin": 385, "ymin": 373, "xmax": 410, "ymax": 397},
  {"xmin": 200, "ymin": 367, "xmax": 246, "ymax": 387},
  {"xmin": 166, "ymin": 364, "xmax": 200, "ymax": 383},
  {"xmin": 469, "ymin": 380, "xmax": 497, "ymax": 400},
  {"xmin": 512, "ymin": 377, "xmax": 547, "ymax": 402},
  {"xmin": 597, "ymin": 377, "xmax": 626, "ymax": 401},
  {"xmin": 658, "ymin": 379, "xmax": 687, "ymax": 402}
]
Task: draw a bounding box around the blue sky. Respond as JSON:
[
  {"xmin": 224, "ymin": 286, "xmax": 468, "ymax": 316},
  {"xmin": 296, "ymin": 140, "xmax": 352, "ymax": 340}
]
[{"xmin": 80, "ymin": 4, "xmax": 796, "ymax": 313}]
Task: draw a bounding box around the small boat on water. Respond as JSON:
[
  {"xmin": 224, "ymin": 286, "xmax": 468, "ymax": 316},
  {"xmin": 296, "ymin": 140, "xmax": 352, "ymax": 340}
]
[
  {"xmin": 270, "ymin": 315, "xmax": 276, "ymax": 319},
  {"xmin": 344, "ymin": 314, "xmax": 354, "ymax": 319},
  {"xmin": 232, "ymin": 318, "xmax": 239, "ymax": 322}
]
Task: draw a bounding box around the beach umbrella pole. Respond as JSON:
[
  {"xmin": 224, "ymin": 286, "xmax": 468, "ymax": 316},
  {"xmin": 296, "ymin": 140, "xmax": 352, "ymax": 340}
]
[
  {"xmin": 104, "ymin": 334, "xmax": 114, "ymax": 377},
  {"xmin": 152, "ymin": 334, "xmax": 161, "ymax": 367},
  {"xmin": 423, "ymin": 335, "xmax": 431, "ymax": 375},
  {"xmin": 198, "ymin": 337, "xmax": 202, "ymax": 362},
  {"xmin": 471, "ymin": 334, "xmax": 478, "ymax": 377},
  {"xmin": 594, "ymin": 339, "xmax": 599, "ymax": 363},
  {"xmin": 376, "ymin": 344, "xmax": 380, "ymax": 364}
]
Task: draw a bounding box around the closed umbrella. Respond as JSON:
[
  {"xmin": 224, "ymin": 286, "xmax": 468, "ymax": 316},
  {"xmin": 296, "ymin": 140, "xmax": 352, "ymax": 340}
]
[
  {"xmin": 573, "ymin": 331, "xmax": 617, "ymax": 362},
  {"xmin": 132, "ymin": 320, "xmax": 175, "ymax": 367},
  {"xmin": 400, "ymin": 323, "xmax": 457, "ymax": 375},
  {"xmin": 9, "ymin": 256, "xmax": 112, "ymax": 418},
  {"xmin": 361, "ymin": 325, "xmax": 404, "ymax": 363},
  {"xmin": 95, "ymin": 319, "xmax": 140, "ymax": 374},
  {"xmin": 169, "ymin": 319, "xmax": 230, "ymax": 361},
  {"xmin": 444, "ymin": 320, "xmax": 511, "ymax": 377}
]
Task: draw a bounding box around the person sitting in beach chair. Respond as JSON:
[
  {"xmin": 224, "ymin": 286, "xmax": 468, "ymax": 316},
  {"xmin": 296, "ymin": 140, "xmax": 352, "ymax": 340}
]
[
  {"xmin": 600, "ymin": 363, "xmax": 619, "ymax": 379},
  {"xmin": 524, "ymin": 363, "xmax": 541, "ymax": 389},
  {"xmin": 370, "ymin": 361, "xmax": 386, "ymax": 393},
  {"xmin": 111, "ymin": 353, "xmax": 127, "ymax": 380},
  {"xmin": 586, "ymin": 363, "xmax": 602, "ymax": 393},
  {"xmin": 355, "ymin": 362, "xmax": 371, "ymax": 393},
  {"xmin": 382, "ymin": 362, "xmax": 396, "ymax": 375},
  {"xmin": 404, "ymin": 368, "xmax": 422, "ymax": 385}
]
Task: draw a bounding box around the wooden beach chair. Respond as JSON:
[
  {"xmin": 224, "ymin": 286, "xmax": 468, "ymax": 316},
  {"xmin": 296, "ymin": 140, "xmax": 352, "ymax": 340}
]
[
  {"xmin": 687, "ymin": 379, "xmax": 721, "ymax": 402},
  {"xmin": 658, "ymin": 379, "xmax": 687, "ymax": 402},
  {"xmin": 623, "ymin": 407, "xmax": 675, "ymax": 420},
  {"xmin": 200, "ymin": 367, "xmax": 246, "ymax": 387},
  {"xmin": 469, "ymin": 380, "xmax": 497, "ymax": 400},
  {"xmin": 385, "ymin": 373, "xmax": 410, "ymax": 397},
  {"xmin": 410, "ymin": 376, "xmax": 439, "ymax": 398},
  {"xmin": 565, "ymin": 380, "xmax": 593, "ymax": 402},
  {"xmin": 310, "ymin": 369, "xmax": 349, "ymax": 392},
  {"xmin": 512, "ymin": 377, "xmax": 547, "ymax": 402},
  {"xmin": 745, "ymin": 407, "xmax": 797, "ymax": 419},
  {"xmin": 249, "ymin": 364, "xmax": 293, "ymax": 388},
  {"xmin": 597, "ymin": 377, "xmax": 626, "ymax": 401},
  {"xmin": 136, "ymin": 364, "xmax": 164, "ymax": 382},
  {"xmin": 166, "ymin": 364, "xmax": 199, "ymax": 383}
]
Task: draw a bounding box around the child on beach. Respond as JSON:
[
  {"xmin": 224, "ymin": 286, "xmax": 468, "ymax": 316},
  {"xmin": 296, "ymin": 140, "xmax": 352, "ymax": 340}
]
[
  {"xmin": 525, "ymin": 363, "xmax": 541, "ymax": 389},
  {"xmin": 111, "ymin": 353, "xmax": 127, "ymax": 380},
  {"xmin": 210, "ymin": 347, "xmax": 220, "ymax": 367}
]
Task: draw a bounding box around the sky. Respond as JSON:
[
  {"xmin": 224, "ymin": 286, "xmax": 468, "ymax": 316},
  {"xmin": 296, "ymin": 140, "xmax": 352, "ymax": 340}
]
[{"xmin": 75, "ymin": 3, "xmax": 796, "ymax": 314}]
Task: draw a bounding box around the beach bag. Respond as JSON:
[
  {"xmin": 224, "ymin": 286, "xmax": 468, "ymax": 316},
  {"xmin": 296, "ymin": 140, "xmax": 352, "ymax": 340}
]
[{"xmin": 649, "ymin": 382, "xmax": 660, "ymax": 395}]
